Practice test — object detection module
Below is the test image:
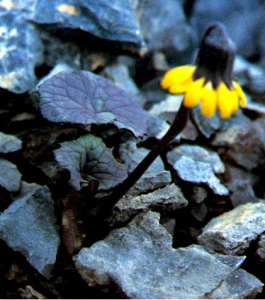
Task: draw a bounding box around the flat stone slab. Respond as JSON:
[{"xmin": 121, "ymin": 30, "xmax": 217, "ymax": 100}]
[
  {"xmin": 108, "ymin": 184, "xmax": 188, "ymax": 225},
  {"xmin": 0, "ymin": 185, "xmax": 60, "ymax": 278},
  {"xmin": 198, "ymin": 202, "xmax": 265, "ymax": 255},
  {"xmin": 74, "ymin": 212, "xmax": 260, "ymax": 299},
  {"xmin": 169, "ymin": 155, "xmax": 228, "ymax": 196},
  {"xmin": 210, "ymin": 268, "xmax": 263, "ymax": 299}
]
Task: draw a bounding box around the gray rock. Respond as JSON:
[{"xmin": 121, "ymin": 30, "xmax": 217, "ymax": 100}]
[
  {"xmin": 137, "ymin": 0, "xmax": 195, "ymax": 60},
  {"xmin": 210, "ymin": 269, "xmax": 263, "ymax": 299},
  {"xmin": 224, "ymin": 165, "xmax": 259, "ymax": 207},
  {"xmin": 212, "ymin": 117, "xmax": 265, "ymax": 171},
  {"xmin": 149, "ymin": 95, "xmax": 198, "ymax": 142},
  {"xmin": 167, "ymin": 145, "xmax": 225, "ymax": 174},
  {"xmin": 0, "ymin": 9, "xmax": 43, "ymax": 93},
  {"xmin": 119, "ymin": 141, "xmax": 171, "ymax": 196},
  {"xmin": 233, "ymin": 56, "xmax": 265, "ymax": 94},
  {"xmin": 108, "ymin": 184, "xmax": 188, "ymax": 226},
  {"xmin": 207, "ymin": 252, "xmax": 263, "ymax": 298},
  {"xmin": 255, "ymin": 13, "xmax": 265, "ymax": 70},
  {"xmin": 32, "ymin": 0, "xmax": 143, "ymax": 49},
  {"xmin": 190, "ymin": 186, "xmax": 208, "ymax": 204},
  {"xmin": 38, "ymin": 31, "xmax": 83, "ymax": 69},
  {"xmin": 256, "ymin": 234, "xmax": 265, "ymax": 262},
  {"xmin": 212, "ymin": 253, "xmax": 246, "ymax": 271},
  {"xmin": 104, "ymin": 64, "xmax": 144, "ymax": 105},
  {"xmin": 11, "ymin": 181, "xmax": 41, "ymax": 203},
  {"xmin": 198, "ymin": 202, "xmax": 265, "ymax": 255},
  {"xmin": 191, "ymin": 105, "xmax": 224, "ymax": 139},
  {"xmin": 169, "ymin": 155, "xmax": 228, "ymax": 196},
  {"xmin": 131, "ymin": 170, "xmax": 172, "ymax": 197},
  {"xmin": 160, "ymin": 217, "xmax": 176, "ymax": 236},
  {"xmin": 16, "ymin": 0, "xmax": 38, "ymax": 16},
  {"xmin": 0, "ymin": 159, "xmax": 21, "ymax": 192},
  {"xmin": 0, "ymin": 132, "xmax": 22, "ymax": 153},
  {"xmin": 190, "ymin": 0, "xmax": 262, "ymax": 58},
  {"xmin": 75, "ymin": 212, "xmax": 238, "ymax": 299},
  {"xmin": 191, "ymin": 203, "xmax": 208, "ymax": 222},
  {"xmin": 0, "ymin": 185, "xmax": 60, "ymax": 278},
  {"xmin": 145, "ymin": 113, "xmax": 171, "ymax": 140}
]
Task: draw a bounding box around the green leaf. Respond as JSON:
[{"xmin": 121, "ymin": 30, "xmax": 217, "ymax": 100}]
[{"xmin": 54, "ymin": 134, "xmax": 128, "ymax": 190}]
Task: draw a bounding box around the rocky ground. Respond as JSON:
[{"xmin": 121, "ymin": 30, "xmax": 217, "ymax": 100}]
[{"xmin": 1, "ymin": 0, "xmax": 265, "ymax": 298}]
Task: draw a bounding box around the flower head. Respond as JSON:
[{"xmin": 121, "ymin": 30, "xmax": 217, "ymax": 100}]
[{"xmin": 161, "ymin": 23, "xmax": 246, "ymax": 118}]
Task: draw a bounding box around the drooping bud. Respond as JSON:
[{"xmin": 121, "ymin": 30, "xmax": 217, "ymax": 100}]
[{"xmin": 194, "ymin": 23, "xmax": 236, "ymax": 89}]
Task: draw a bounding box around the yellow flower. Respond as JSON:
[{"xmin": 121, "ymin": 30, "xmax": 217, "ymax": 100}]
[{"xmin": 161, "ymin": 24, "xmax": 246, "ymax": 119}]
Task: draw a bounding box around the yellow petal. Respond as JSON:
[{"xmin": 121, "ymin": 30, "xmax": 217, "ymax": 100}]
[
  {"xmin": 200, "ymin": 82, "xmax": 217, "ymax": 117},
  {"xmin": 217, "ymin": 83, "xmax": 235, "ymax": 118},
  {"xmin": 161, "ymin": 65, "xmax": 196, "ymax": 93},
  {"xmin": 169, "ymin": 77, "xmax": 193, "ymax": 94},
  {"xmin": 183, "ymin": 78, "xmax": 204, "ymax": 108},
  {"xmin": 231, "ymin": 89, "xmax": 239, "ymax": 114},
  {"xmin": 233, "ymin": 81, "xmax": 246, "ymax": 107}
]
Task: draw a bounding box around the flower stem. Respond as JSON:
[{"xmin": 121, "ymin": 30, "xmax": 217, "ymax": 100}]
[{"xmin": 93, "ymin": 104, "xmax": 189, "ymax": 219}]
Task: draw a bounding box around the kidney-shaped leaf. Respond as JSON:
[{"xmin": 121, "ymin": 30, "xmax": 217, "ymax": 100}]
[
  {"xmin": 54, "ymin": 134, "xmax": 128, "ymax": 191},
  {"xmin": 39, "ymin": 71, "xmax": 147, "ymax": 137}
]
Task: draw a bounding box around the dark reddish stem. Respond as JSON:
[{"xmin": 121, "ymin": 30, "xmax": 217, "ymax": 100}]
[{"xmin": 93, "ymin": 104, "xmax": 189, "ymax": 219}]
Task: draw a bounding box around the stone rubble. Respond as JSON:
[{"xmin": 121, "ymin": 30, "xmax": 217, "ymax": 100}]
[
  {"xmin": 75, "ymin": 211, "xmax": 262, "ymax": 298},
  {"xmin": 198, "ymin": 202, "xmax": 265, "ymax": 255}
]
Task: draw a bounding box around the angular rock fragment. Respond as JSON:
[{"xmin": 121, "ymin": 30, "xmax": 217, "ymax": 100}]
[
  {"xmin": 32, "ymin": 0, "xmax": 143, "ymax": 49},
  {"xmin": 0, "ymin": 10, "xmax": 43, "ymax": 93},
  {"xmin": 108, "ymin": 184, "xmax": 188, "ymax": 226},
  {"xmin": 119, "ymin": 141, "xmax": 171, "ymax": 195},
  {"xmin": 212, "ymin": 117, "xmax": 265, "ymax": 171},
  {"xmin": 0, "ymin": 185, "xmax": 60, "ymax": 278},
  {"xmin": 198, "ymin": 202, "xmax": 265, "ymax": 255},
  {"xmin": 11, "ymin": 181, "xmax": 41, "ymax": 203},
  {"xmin": 75, "ymin": 212, "xmax": 231, "ymax": 298},
  {"xmin": 75, "ymin": 211, "xmax": 260, "ymax": 298},
  {"xmin": 149, "ymin": 94, "xmax": 182, "ymax": 121},
  {"xmin": 225, "ymin": 165, "xmax": 259, "ymax": 207},
  {"xmin": 0, "ymin": 159, "xmax": 21, "ymax": 192},
  {"xmin": 234, "ymin": 55, "xmax": 265, "ymax": 95},
  {"xmin": 0, "ymin": 132, "xmax": 22, "ymax": 153},
  {"xmin": 191, "ymin": 203, "xmax": 208, "ymax": 222},
  {"xmin": 160, "ymin": 217, "xmax": 176, "ymax": 236},
  {"xmin": 208, "ymin": 252, "xmax": 263, "ymax": 298},
  {"xmin": 137, "ymin": 0, "xmax": 194, "ymax": 58},
  {"xmin": 145, "ymin": 114, "xmax": 170, "ymax": 140},
  {"xmin": 212, "ymin": 253, "xmax": 246, "ymax": 271},
  {"xmin": 256, "ymin": 234, "xmax": 265, "ymax": 262},
  {"xmin": 167, "ymin": 150, "xmax": 228, "ymax": 196},
  {"xmin": 167, "ymin": 145, "xmax": 225, "ymax": 174},
  {"xmin": 210, "ymin": 269, "xmax": 263, "ymax": 299},
  {"xmin": 191, "ymin": 106, "xmax": 224, "ymax": 138},
  {"xmin": 149, "ymin": 95, "xmax": 199, "ymax": 140}
]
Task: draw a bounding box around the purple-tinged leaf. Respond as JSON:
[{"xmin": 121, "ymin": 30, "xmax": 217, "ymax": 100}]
[
  {"xmin": 54, "ymin": 134, "xmax": 128, "ymax": 191},
  {"xmin": 39, "ymin": 71, "xmax": 148, "ymax": 137}
]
